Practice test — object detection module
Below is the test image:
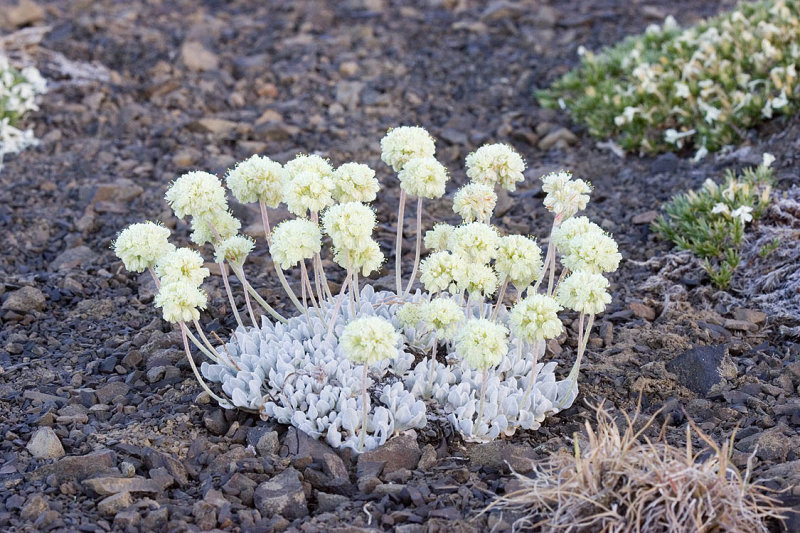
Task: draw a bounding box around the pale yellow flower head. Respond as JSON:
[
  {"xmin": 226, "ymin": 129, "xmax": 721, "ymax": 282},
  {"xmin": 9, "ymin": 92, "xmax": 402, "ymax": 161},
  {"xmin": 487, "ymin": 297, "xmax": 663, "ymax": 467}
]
[
  {"xmin": 541, "ymin": 171, "xmax": 592, "ymax": 218},
  {"xmin": 333, "ymin": 238, "xmax": 384, "ymax": 276},
  {"xmin": 453, "ymin": 183, "xmax": 497, "ymax": 223},
  {"xmin": 225, "ymin": 155, "xmax": 285, "ymax": 207},
  {"xmin": 322, "ymin": 202, "xmax": 376, "ymax": 249},
  {"xmin": 114, "ymin": 222, "xmax": 175, "ymax": 273},
  {"xmin": 557, "ymin": 271, "xmax": 611, "ymax": 315},
  {"xmin": 455, "ymin": 318, "xmax": 509, "ymax": 370},
  {"xmin": 156, "ymin": 248, "xmax": 209, "ymax": 286},
  {"xmin": 447, "ymin": 222, "xmax": 499, "ymax": 264},
  {"xmin": 154, "ymin": 280, "xmax": 208, "ymax": 324},
  {"xmin": 422, "ymin": 297, "xmax": 463, "ymax": 340},
  {"xmin": 380, "ymin": 126, "xmax": 436, "ymax": 172},
  {"xmin": 424, "ymin": 224, "xmax": 455, "ymax": 252},
  {"xmin": 419, "ymin": 251, "xmax": 455, "ymax": 293},
  {"xmin": 465, "ymin": 143, "xmax": 525, "ymax": 191},
  {"xmin": 214, "ymin": 235, "xmax": 255, "ymax": 265},
  {"xmin": 561, "ymin": 232, "xmax": 622, "ymax": 274},
  {"xmin": 397, "ymin": 156, "xmax": 448, "ymax": 199},
  {"xmin": 340, "ymin": 316, "xmax": 400, "ymax": 365},
  {"xmin": 190, "ymin": 210, "xmax": 241, "ymax": 246},
  {"xmin": 284, "ymin": 154, "xmax": 333, "ymax": 181},
  {"xmin": 270, "ymin": 218, "xmax": 322, "ymax": 269},
  {"xmin": 509, "ymin": 294, "xmax": 563, "ymax": 343},
  {"xmin": 451, "ymin": 262, "xmax": 499, "ymax": 297},
  {"xmin": 396, "ymin": 302, "xmax": 426, "ymax": 330},
  {"xmin": 551, "ymin": 216, "xmax": 603, "ymax": 256},
  {"xmin": 495, "ymin": 235, "xmax": 543, "ymax": 289},
  {"xmin": 165, "ymin": 171, "xmax": 227, "ymax": 219},
  {"xmin": 332, "ymin": 162, "xmax": 379, "ymax": 203},
  {"xmin": 283, "ymin": 170, "xmax": 335, "ymax": 216}
]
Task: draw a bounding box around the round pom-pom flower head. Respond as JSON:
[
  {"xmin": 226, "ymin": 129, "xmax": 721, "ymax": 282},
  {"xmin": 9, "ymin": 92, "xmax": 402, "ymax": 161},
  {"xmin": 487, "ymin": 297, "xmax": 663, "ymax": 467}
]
[
  {"xmin": 398, "ymin": 156, "xmax": 448, "ymax": 199},
  {"xmin": 156, "ymin": 248, "xmax": 209, "ymax": 286},
  {"xmin": 557, "ymin": 271, "xmax": 612, "ymax": 315},
  {"xmin": 225, "ymin": 155, "xmax": 285, "ymax": 207},
  {"xmin": 333, "ymin": 238, "xmax": 384, "ymax": 276},
  {"xmin": 465, "ymin": 143, "xmax": 525, "ymax": 191},
  {"xmin": 419, "ymin": 251, "xmax": 455, "ymax": 293},
  {"xmin": 452, "ymin": 262, "xmax": 499, "ymax": 297},
  {"xmin": 424, "ymin": 224, "xmax": 454, "ymax": 252},
  {"xmin": 214, "ymin": 235, "xmax": 254, "ymax": 265},
  {"xmin": 561, "ymin": 232, "xmax": 622, "ymax": 274},
  {"xmin": 455, "ymin": 318, "xmax": 509, "ymax": 370},
  {"xmin": 322, "ymin": 202, "xmax": 376, "ymax": 249},
  {"xmin": 332, "ymin": 163, "xmax": 379, "ymax": 203},
  {"xmin": 423, "ymin": 298, "xmax": 463, "ymax": 340},
  {"xmin": 551, "ymin": 216, "xmax": 603, "ymax": 256},
  {"xmin": 509, "ymin": 294, "xmax": 563, "ymax": 343},
  {"xmin": 495, "ymin": 235, "xmax": 543, "ymax": 289},
  {"xmin": 270, "ymin": 218, "xmax": 322, "ymax": 270},
  {"xmin": 114, "ymin": 222, "xmax": 175, "ymax": 273},
  {"xmin": 165, "ymin": 171, "xmax": 227, "ymax": 219},
  {"xmin": 283, "ymin": 170, "xmax": 335, "ymax": 216},
  {"xmin": 448, "ymin": 222, "xmax": 500, "ymax": 264},
  {"xmin": 154, "ymin": 280, "xmax": 208, "ymax": 323},
  {"xmin": 190, "ymin": 210, "xmax": 241, "ymax": 246},
  {"xmin": 541, "ymin": 171, "xmax": 592, "ymax": 219},
  {"xmin": 380, "ymin": 126, "xmax": 436, "ymax": 172},
  {"xmin": 340, "ymin": 316, "xmax": 401, "ymax": 365},
  {"xmin": 283, "ymin": 154, "xmax": 333, "ymax": 181},
  {"xmin": 453, "ymin": 183, "xmax": 497, "ymax": 223}
]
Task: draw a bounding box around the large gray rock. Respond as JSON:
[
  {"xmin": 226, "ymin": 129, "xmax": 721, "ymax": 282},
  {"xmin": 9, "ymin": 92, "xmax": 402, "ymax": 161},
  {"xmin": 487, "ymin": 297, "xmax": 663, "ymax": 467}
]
[
  {"xmin": 2, "ymin": 286, "xmax": 46, "ymax": 312},
  {"xmin": 666, "ymin": 345, "xmax": 736, "ymax": 397},
  {"xmin": 254, "ymin": 467, "xmax": 308, "ymax": 520},
  {"xmin": 357, "ymin": 433, "xmax": 420, "ymax": 475},
  {"xmin": 26, "ymin": 427, "xmax": 65, "ymax": 459}
]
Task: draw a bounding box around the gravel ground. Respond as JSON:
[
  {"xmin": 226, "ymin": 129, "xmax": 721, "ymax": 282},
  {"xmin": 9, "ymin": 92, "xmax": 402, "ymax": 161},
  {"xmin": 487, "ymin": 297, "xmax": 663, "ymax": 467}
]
[{"xmin": 1, "ymin": 0, "xmax": 799, "ymax": 531}]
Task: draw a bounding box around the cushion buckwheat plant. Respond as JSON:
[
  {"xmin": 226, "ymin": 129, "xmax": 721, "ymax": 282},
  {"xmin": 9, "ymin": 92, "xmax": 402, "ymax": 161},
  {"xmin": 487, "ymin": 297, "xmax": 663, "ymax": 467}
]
[
  {"xmin": 115, "ymin": 127, "xmax": 620, "ymax": 451},
  {"xmin": 0, "ymin": 53, "xmax": 47, "ymax": 168},
  {"xmin": 539, "ymin": 0, "xmax": 800, "ymax": 156}
]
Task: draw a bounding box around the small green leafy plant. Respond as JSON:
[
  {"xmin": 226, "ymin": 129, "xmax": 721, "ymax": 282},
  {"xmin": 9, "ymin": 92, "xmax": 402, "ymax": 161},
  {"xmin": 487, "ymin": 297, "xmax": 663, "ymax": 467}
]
[
  {"xmin": 538, "ymin": 0, "xmax": 800, "ymax": 156},
  {"xmin": 653, "ymin": 155, "xmax": 774, "ymax": 288}
]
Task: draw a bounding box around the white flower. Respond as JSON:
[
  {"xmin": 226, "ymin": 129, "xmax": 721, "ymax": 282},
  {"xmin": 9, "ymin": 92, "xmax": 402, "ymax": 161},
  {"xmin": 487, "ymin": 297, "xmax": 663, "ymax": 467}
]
[
  {"xmin": 322, "ymin": 202, "xmax": 376, "ymax": 249},
  {"xmin": 452, "ymin": 183, "xmax": 497, "ymax": 223},
  {"xmin": 422, "ymin": 298, "xmax": 463, "ymax": 340},
  {"xmin": 451, "ymin": 262, "xmax": 498, "ymax": 297},
  {"xmin": 154, "ymin": 280, "xmax": 208, "ymax": 323},
  {"xmin": 225, "ymin": 155, "xmax": 285, "ymax": 207},
  {"xmin": 454, "ymin": 318, "xmax": 508, "ymax": 370},
  {"xmin": 270, "ymin": 219, "xmax": 322, "ymax": 269},
  {"xmin": 494, "ymin": 235, "xmax": 543, "ymax": 289},
  {"xmin": 214, "ymin": 235, "xmax": 254, "ymax": 265},
  {"xmin": 560, "ymin": 232, "xmax": 622, "ymax": 274},
  {"xmin": 557, "ymin": 271, "xmax": 611, "ymax": 315},
  {"xmin": 190, "ymin": 210, "xmax": 242, "ymax": 246},
  {"xmin": 761, "ymin": 152, "xmax": 775, "ymax": 168},
  {"xmin": 424, "ymin": 224, "xmax": 455, "ymax": 252},
  {"xmin": 509, "ymin": 294, "xmax": 563, "ymax": 342},
  {"xmin": 664, "ymin": 128, "xmax": 695, "ymax": 147},
  {"xmin": 447, "ymin": 222, "xmax": 499, "ymax": 264},
  {"xmin": 114, "ymin": 222, "xmax": 175, "ymax": 273},
  {"xmin": 674, "ymin": 82, "xmax": 691, "ymax": 98},
  {"xmin": 541, "ymin": 171, "xmax": 592, "ymax": 218},
  {"xmin": 419, "ymin": 251, "xmax": 455, "ymax": 293},
  {"xmin": 380, "ymin": 126, "xmax": 436, "ymax": 172},
  {"xmin": 396, "ymin": 302, "xmax": 426, "ymax": 330},
  {"xmin": 333, "ymin": 238, "xmax": 384, "ymax": 275},
  {"xmin": 711, "ymin": 203, "xmax": 731, "ymax": 216},
  {"xmin": 332, "ymin": 163, "xmax": 379, "ymax": 203},
  {"xmin": 283, "ymin": 170, "xmax": 335, "ymax": 216},
  {"xmin": 551, "ymin": 216, "xmax": 604, "ymax": 256},
  {"xmin": 692, "ymin": 146, "xmax": 709, "ymax": 163},
  {"xmin": 165, "ymin": 171, "xmax": 228, "ymax": 219},
  {"xmin": 340, "ymin": 316, "xmax": 400, "ymax": 365},
  {"xmin": 284, "ymin": 154, "xmax": 333, "ymax": 181},
  {"xmin": 731, "ymin": 205, "xmax": 753, "ymax": 224},
  {"xmin": 397, "ymin": 156, "xmax": 448, "ymax": 199},
  {"xmin": 465, "ymin": 143, "xmax": 525, "ymax": 191},
  {"xmin": 156, "ymin": 248, "xmax": 209, "ymax": 285}
]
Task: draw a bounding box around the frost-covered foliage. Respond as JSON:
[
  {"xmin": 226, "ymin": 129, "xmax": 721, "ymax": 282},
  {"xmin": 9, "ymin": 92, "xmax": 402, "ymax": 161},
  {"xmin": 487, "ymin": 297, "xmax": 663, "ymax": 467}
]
[
  {"xmin": 115, "ymin": 127, "xmax": 619, "ymax": 451},
  {"xmin": 0, "ymin": 54, "xmax": 46, "ymax": 168},
  {"xmin": 539, "ymin": 0, "xmax": 800, "ymax": 156}
]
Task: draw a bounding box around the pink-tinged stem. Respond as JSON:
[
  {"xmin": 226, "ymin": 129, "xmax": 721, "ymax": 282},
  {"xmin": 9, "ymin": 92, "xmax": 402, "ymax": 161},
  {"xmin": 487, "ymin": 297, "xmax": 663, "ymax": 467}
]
[
  {"xmin": 395, "ymin": 189, "xmax": 407, "ymax": 295},
  {"xmin": 180, "ymin": 322, "xmax": 229, "ymax": 406},
  {"xmin": 403, "ymin": 197, "xmax": 423, "ymax": 297},
  {"xmin": 490, "ymin": 275, "xmax": 510, "ymax": 321},
  {"xmin": 218, "ymin": 261, "xmax": 244, "ymax": 329}
]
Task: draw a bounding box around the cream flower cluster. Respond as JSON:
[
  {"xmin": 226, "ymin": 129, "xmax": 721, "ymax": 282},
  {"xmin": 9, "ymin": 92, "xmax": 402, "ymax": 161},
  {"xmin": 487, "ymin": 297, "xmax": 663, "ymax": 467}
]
[
  {"xmin": 225, "ymin": 155, "xmax": 285, "ymax": 206},
  {"xmin": 452, "ymin": 262, "xmax": 499, "ymax": 297},
  {"xmin": 332, "ymin": 162, "xmax": 379, "ymax": 203},
  {"xmin": 323, "ymin": 202, "xmax": 384, "ymax": 275},
  {"xmin": 214, "ymin": 235, "xmax": 254, "ymax": 265},
  {"xmin": 380, "ymin": 126, "xmax": 436, "ymax": 171},
  {"xmin": 419, "ymin": 251, "xmax": 456, "ymax": 293},
  {"xmin": 156, "ymin": 248, "xmax": 210, "ymax": 286},
  {"xmin": 495, "ymin": 235, "xmax": 543, "ymax": 289},
  {"xmin": 422, "ymin": 298, "xmax": 463, "ymax": 340},
  {"xmin": 270, "ymin": 218, "xmax": 322, "ymax": 270},
  {"xmin": 541, "ymin": 0, "xmax": 800, "ymax": 154},
  {"xmin": 340, "ymin": 316, "xmax": 401, "ymax": 365},
  {"xmin": 447, "ymin": 222, "xmax": 499, "ymax": 264},
  {"xmin": 509, "ymin": 294, "xmax": 563, "ymax": 342},
  {"xmin": 283, "ymin": 170, "xmax": 335, "ymax": 216},
  {"xmin": 154, "ymin": 280, "xmax": 208, "ymax": 324},
  {"xmin": 166, "ymin": 171, "xmax": 227, "ymax": 219},
  {"xmin": 453, "ymin": 183, "xmax": 497, "ymax": 223},
  {"xmin": 455, "ymin": 319, "xmax": 509, "ymax": 370},
  {"xmin": 424, "ymin": 224, "xmax": 454, "ymax": 252},
  {"xmin": 113, "ymin": 222, "xmax": 175, "ymax": 273},
  {"xmin": 542, "ymin": 171, "xmax": 592, "ymax": 218},
  {"xmin": 557, "ymin": 271, "xmax": 612, "ymax": 315},
  {"xmin": 465, "ymin": 143, "xmax": 525, "ymax": 191},
  {"xmin": 398, "ymin": 156, "xmax": 448, "ymax": 199},
  {"xmin": 0, "ymin": 55, "xmax": 47, "ymax": 168}
]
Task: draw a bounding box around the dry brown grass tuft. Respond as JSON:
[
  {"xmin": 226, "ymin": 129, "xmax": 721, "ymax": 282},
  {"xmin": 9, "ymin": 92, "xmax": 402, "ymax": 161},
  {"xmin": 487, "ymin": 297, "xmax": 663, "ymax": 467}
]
[{"xmin": 485, "ymin": 402, "xmax": 786, "ymax": 532}]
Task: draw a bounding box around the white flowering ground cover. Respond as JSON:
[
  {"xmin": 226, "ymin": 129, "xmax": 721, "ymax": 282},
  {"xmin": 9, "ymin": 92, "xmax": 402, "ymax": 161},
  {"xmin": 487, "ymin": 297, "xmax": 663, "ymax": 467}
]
[
  {"xmin": 539, "ymin": 0, "xmax": 800, "ymax": 156},
  {"xmin": 0, "ymin": 53, "xmax": 46, "ymax": 168},
  {"xmin": 115, "ymin": 127, "xmax": 620, "ymax": 452}
]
